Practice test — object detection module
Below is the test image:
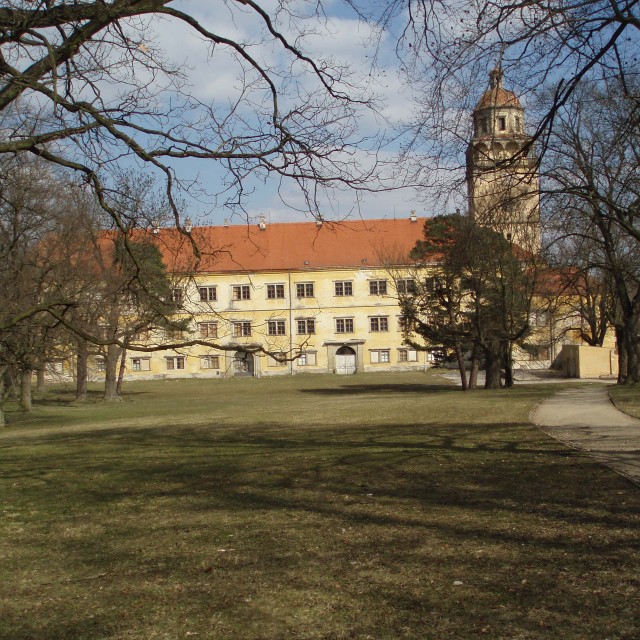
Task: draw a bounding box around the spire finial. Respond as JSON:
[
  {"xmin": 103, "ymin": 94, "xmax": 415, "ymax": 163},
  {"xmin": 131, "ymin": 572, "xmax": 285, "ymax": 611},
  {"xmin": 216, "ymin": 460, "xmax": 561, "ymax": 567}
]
[{"xmin": 489, "ymin": 67, "xmax": 503, "ymax": 90}]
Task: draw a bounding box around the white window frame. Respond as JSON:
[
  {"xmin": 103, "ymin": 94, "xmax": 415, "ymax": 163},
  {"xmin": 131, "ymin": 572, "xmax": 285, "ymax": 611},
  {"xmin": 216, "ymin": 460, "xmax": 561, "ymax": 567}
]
[
  {"xmin": 267, "ymin": 353, "xmax": 287, "ymax": 367},
  {"xmin": 268, "ymin": 320, "xmax": 286, "ymax": 336},
  {"xmin": 398, "ymin": 348, "xmax": 418, "ymax": 363},
  {"xmin": 296, "ymin": 282, "xmax": 314, "ymax": 298},
  {"xmin": 370, "ymin": 349, "xmax": 390, "ymax": 364},
  {"xmin": 296, "ymin": 318, "xmax": 315, "ymax": 335},
  {"xmin": 396, "ymin": 279, "xmax": 416, "ymax": 295},
  {"xmin": 165, "ymin": 356, "xmax": 186, "ymax": 370},
  {"xmin": 131, "ymin": 357, "xmax": 151, "ymax": 372},
  {"xmin": 369, "ymin": 279, "xmax": 387, "ymax": 296},
  {"xmin": 335, "ymin": 317, "xmax": 354, "ymax": 334},
  {"xmin": 232, "ymin": 321, "xmax": 252, "ymax": 337},
  {"xmin": 334, "ymin": 280, "xmax": 353, "ymax": 296},
  {"xmin": 198, "ymin": 322, "xmax": 218, "ymax": 339},
  {"xmin": 298, "ymin": 351, "xmax": 317, "ymax": 366},
  {"xmin": 267, "ymin": 284, "xmax": 285, "ymax": 299},
  {"xmin": 232, "ymin": 284, "xmax": 251, "ymax": 300},
  {"xmin": 200, "ymin": 355, "xmax": 220, "ymax": 370},
  {"xmin": 198, "ymin": 286, "xmax": 217, "ymax": 302},
  {"xmin": 369, "ymin": 316, "xmax": 389, "ymax": 332}
]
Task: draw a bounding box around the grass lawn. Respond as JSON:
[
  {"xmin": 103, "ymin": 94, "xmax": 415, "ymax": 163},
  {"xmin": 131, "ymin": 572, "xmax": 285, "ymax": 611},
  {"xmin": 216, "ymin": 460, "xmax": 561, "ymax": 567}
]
[
  {"xmin": 1, "ymin": 371, "xmax": 639, "ymax": 640},
  {"xmin": 610, "ymin": 383, "xmax": 640, "ymax": 419}
]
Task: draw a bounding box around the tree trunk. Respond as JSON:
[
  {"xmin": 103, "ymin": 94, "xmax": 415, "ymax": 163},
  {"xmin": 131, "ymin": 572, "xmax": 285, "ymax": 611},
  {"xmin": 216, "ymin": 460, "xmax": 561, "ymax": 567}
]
[
  {"xmin": 36, "ymin": 368, "xmax": 46, "ymax": 393},
  {"xmin": 469, "ymin": 346, "xmax": 480, "ymax": 389},
  {"xmin": 502, "ymin": 343, "xmax": 514, "ymax": 388},
  {"xmin": 615, "ymin": 325, "xmax": 627, "ymax": 384},
  {"xmin": 484, "ymin": 342, "xmax": 502, "ymax": 389},
  {"xmin": 103, "ymin": 344, "xmax": 123, "ymax": 401},
  {"xmin": 454, "ymin": 341, "xmax": 468, "ymax": 390},
  {"xmin": 76, "ymin": 340, "xmax": 88, "ymax": 401},
  {"xmin": 5, "ymin": 368, "xmax": 18, "ymax": 400},
  {"xmin": 20, "ymin": 370, "xmax": 33, "ymax": 412},
  {"xmin": 116, "ymin": 348, "xmax": 127, "ymax": 396},
  {"xmin": 623, "ymin": 315, "xmax": 640, "ymax": 383},
  {"xmin": 0, "ymin": 366, "xmax": 6, "ymax": 427}
]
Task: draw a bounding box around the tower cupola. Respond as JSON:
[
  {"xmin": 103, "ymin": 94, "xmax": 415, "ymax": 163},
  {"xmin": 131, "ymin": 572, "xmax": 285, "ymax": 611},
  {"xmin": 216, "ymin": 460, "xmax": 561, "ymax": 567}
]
[
  {"xmin": 472, "ymin": 67, "xmax": 524, "ymax": 138},
  {"xmin": 466, "ymin": 69, "xmax": 540, "ymax": 253}
]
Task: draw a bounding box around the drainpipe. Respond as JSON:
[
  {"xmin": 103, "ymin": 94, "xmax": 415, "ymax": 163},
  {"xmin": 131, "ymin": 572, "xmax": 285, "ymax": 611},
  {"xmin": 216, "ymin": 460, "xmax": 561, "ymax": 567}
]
[{"xmin": 288, "ymin": 271, "xmax": 294, "ymax": 375}]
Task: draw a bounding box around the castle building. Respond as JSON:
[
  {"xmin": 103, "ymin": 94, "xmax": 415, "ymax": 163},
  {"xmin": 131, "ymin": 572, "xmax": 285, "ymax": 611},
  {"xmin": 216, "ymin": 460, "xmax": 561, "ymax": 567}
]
[
  {"xmin": 103, "ymin": 217, "xmax": 436, "ymax": 379},
  {"xmin": 466, "ymin": 68, "xmax": 541, "ymax": 252},
  {"xmin": 77, "ymin": 71, "xmax": 568, "ymax": 383}
]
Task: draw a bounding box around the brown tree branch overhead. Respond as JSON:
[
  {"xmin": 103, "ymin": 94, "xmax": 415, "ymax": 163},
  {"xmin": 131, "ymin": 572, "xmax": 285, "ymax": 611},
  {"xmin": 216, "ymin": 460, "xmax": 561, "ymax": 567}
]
[{"xmin": 0, "ymin": 1, "xmax": 382, "ymax": 225}]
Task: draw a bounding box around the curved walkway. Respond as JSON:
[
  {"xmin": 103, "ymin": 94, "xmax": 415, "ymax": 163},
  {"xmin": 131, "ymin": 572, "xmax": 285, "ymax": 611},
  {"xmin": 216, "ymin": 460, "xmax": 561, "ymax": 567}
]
[{"xmin": 532, "ymin": 385, "xmax": 640, "ymax": 486}]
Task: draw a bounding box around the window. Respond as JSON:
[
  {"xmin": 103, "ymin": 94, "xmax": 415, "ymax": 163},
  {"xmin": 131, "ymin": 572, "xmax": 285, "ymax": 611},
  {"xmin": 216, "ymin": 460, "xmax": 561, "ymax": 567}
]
[
  {"xmin": 165, "ymin": 327, "xmax": 185, "ymax": 341},
  {"xmin": 396, "ymin": 279, "xmax": 416, "ymax": 295},
  {"xmin": 531, "ymin": 311, "xmax": 548, "ymax": 327},
  {"xmin": 296, "ymin": 282, "xmax": 314, "ymax": 298},
  {"xmin": 95, "ymin": 358, "xmax": 106, "ymax": 372},
  {"xmin": 268, "ymin": 353, "xmax": 287, "ymax": 367},
  {"xmin": 198, "ymin": 322, "xmax": 218, "ymax": 339},
  {"xmin": 135, "ymin": 328, "xmax": 152, "ymax": 342},
  {"xmin": 369, "ymin": 316, "xmax": 389, "ymax": 332},
  {"xmin": 199, "ymin": 286, "xmax": 217, "ymax": 302},
  {"xmin": 171, "ymin": 288, "xmax": 184, "ymax": 304},
  {"xmin": 515, "ymin": 116, "xmax": 521, "ymax": 132},
  {"xmin": 233, "ymin": 321, "xmax": 252, "ymax": 337},
  {"xmin": 131, "ymin": 357, "xmax": 151, "ymax": 371},
  {"xmin": 424, "ymin": 276, "xmax": 444, "ymax": 293},
  {"xmin": 480, "ymin": 117, "xmax": 488, "ymax": 133},
  {"xmin": 268, "ymin": 320, "xmax": 286, "ymax": 336},
  {"xmin": 267, "ymin": 284, "xmax": 285, "ymax": 299},
  {"xmin": 398, "ymin": 316, "xmax": 415, "ymax": 332},
  {"xmin": 232, "ymin": 285, "xmax": 251, "ymax": 300},
  {"xmin": 200, "ymin": 355, "xmax": 220, "ymax": 369},
  {"xmin": 47, "ymin": 360, "xmax": 64, "ymax": 374},
  {"xmin": 298, "ymin": 351, "xmax": 317, "ymax": 366},
  {"xmin": 335, "ymin": 318, "xmax": 354, "ymax": 333},
  {"xmin": 370, "ymin": 349, "xmax": 390, "ymax": 363},
  {"xmin": 334, "ymin": 281, "xmax": 353, "ymax": 296},
  {"xmin": 498, "ymin": 116, "xmax": 506, "ymax": 131},
  {"xmin": 166, "ymin": 356, "xmax": 185, "ymax": 370},
  {"xmin": 296, "ymin": 318, "xmax": 315, "ymax": 335},
  {"xmin": 398, "ymin": 349, "xmax": 418, "ymax": 363},
  {"xmin": 369, "ymin": 280, "xmax": 387, "ymax": 295}
]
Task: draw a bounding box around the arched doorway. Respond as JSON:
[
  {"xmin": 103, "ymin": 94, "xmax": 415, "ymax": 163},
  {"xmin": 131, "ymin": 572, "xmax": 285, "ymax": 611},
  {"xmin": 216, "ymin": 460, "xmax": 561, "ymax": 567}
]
[
  {"xmin": 335, "ymin": 346, "xmax": 357, "ymax": 375},
  {"xmin": 233, "ymin": 351, "xmax": 254, "ymax": 377}
]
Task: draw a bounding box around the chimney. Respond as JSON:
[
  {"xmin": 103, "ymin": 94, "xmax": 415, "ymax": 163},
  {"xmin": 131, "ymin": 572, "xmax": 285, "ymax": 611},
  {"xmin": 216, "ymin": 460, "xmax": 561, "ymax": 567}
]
[
  {"xmin": 184, "ymin": 218, "xmax": 193, "ymax": 233},
  {"xmin": 409, "ymin": 210, "xmax": 417, "ymax": 223},
  {"xmin": 258, "ymin": 215, "xmax": 267, "ymax": 230}
]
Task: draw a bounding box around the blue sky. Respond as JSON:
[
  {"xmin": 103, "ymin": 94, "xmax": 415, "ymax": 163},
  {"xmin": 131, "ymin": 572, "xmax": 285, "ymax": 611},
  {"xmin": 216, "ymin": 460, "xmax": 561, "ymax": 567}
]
[{"xmin": 141, "ymin": 0, "xmax": 434, "ymax": 226}]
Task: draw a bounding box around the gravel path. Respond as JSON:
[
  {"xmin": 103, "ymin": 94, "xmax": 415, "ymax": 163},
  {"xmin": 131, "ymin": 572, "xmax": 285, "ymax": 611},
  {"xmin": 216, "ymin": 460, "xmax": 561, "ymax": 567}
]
[{"xmin": 531, "ymin": 385, "xmax": 640, "ymax": 486}]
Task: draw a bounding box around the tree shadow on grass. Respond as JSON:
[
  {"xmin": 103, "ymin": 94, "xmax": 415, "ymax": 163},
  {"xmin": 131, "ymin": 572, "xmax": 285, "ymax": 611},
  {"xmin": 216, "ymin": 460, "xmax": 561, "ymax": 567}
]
[
  {"xmin": 4, "ymin": 419, "xmax": 639, "ymax": 640},
  {"xmin": 299, "ymin": 382, "xmax": 458, "ymax": 395}
]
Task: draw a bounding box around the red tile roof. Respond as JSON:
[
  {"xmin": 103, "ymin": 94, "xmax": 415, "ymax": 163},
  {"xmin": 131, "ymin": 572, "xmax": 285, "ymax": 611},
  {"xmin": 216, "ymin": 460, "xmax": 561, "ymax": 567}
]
[{"xmin": 140, "ymin": 218, "xmax": 429, "ymax": 274}]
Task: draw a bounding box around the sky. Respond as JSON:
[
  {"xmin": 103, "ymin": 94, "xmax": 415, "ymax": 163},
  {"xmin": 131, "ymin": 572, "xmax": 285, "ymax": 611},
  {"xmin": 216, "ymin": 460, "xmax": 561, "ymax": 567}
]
[{"xmin": 145, "ymin": 0, "xmax": 435, "ymax": 227}]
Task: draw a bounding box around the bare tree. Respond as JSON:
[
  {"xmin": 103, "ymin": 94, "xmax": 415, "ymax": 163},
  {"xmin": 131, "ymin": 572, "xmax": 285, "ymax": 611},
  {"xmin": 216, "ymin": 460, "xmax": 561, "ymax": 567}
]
[
  {"xmin": 353, "ymin": 0, "xmax": 640, "ymax": 207},
  {"xmin": 0, "ymin": 1, "xmax": 381, "ymax": 233},
  {"xmin": 544, "ymin": 80, "xmax": 640, "ymax": 382}
]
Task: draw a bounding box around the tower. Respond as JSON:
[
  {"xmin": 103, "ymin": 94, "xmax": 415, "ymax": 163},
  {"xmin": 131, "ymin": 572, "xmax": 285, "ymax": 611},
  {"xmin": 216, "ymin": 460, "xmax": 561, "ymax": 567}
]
[{"xmin": 466, "ymin": 69, "xmax": 540, "ymax": 252}]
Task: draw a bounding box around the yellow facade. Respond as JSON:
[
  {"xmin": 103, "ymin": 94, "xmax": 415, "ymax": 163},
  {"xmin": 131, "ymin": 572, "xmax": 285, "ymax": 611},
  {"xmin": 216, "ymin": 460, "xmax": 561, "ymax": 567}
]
[{"xmin": 112, "ymin": 263, "xmax": 429, "ymax": 380}]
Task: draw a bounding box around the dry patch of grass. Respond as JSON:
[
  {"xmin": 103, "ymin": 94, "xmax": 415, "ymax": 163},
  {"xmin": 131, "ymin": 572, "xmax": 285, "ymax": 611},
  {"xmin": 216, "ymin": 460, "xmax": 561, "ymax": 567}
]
[{"xmin": 1, "ymin": 372, "xmax": 639, "ymax": 639}]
